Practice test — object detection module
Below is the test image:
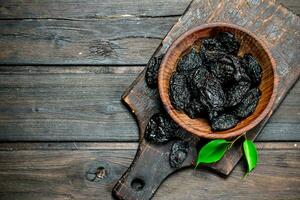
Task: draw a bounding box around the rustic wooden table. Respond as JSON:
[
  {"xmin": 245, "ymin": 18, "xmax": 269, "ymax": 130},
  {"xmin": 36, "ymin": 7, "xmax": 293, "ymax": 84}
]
[{"xmin": 0, "ymin": 1, "xmax": 299, "ymax": 200}]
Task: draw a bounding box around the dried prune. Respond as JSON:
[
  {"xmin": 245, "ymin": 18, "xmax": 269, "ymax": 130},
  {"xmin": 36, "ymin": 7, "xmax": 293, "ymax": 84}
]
[
  {"xmin": 184, "ymin": 99, "xmax": 206, "ymax": 119},
  {"xmin": 206, "ymin": 53, "xmax": 250, "ymax": 84},
  {"xmin": 202, "ymin": 38, "xmax": 223, "ymax": 52},
  {"xmin": 216, "ymin": 32, "xmax": 240, "ymax": 54},
  {"xmin": 185, "ymin": 68, "xmax": 198, "ymax": 83},
  {"xmin": 169, "ymin": 72, "xmax": 191, "ymax": 110},
  {"xmin": 225, "ymin": 81, "xmax": 251, "ymax": 107},
  {"xmin": 233, "ymin": 88, "xmax": 261, "ymax": 118},
  {"xmin": 144, "ymin": 113, "xmax": 179, "ymax": 144},
  {"xmin": 211, "ymin": 113, "xmax": 239, "ymax": 131},
  {"xmin": 242, "ymin": 54, "xmax": 262, "ymax": 85},
  {"xmin": 200, "ymin": 48, "xmax": 227, "ymax": 64},
  {"xmin": 207, "ymin": 108, "xmax": 220, "ymax": 122},
  {"xmin": 169, "ymin": 140, "xmax": 189, "ymax": 168},
  {"xmin": 202, "ymin": 32, "xmax": 240, "ymax": 55},
  {"xmin": 221, "ymin": 55, "xmax": 250, "ymax": 82},
  {"xmin": 177, "ymin": 48, "xmax": 202, "ymax": 72},
  {"xmin": 199, "ymin": 76, "xmax": 225, "ymax": 111},
  {"xmin": 234, "ymin": 62, "xmax": 251, "ymax": 83},
  {"xmin": 145, "ymin": 54, "xmax": 164, "ymax": 88},
  {"xmin": 190, "ymin": 67, "xmax": 210, "ymax": 95},
  {"xmin": 209, "ymin": 62, "xmax": 235, "ymax": 84}
]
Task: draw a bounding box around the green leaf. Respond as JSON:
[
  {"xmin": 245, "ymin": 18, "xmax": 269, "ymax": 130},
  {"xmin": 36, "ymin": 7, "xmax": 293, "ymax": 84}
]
[
  {"xmin": 243, "ymin": 139, "xmax": 258, "ymax": 172},
  {"xmin": 196, "ymin": 139, "xmax": 230, "ymax": 167}
]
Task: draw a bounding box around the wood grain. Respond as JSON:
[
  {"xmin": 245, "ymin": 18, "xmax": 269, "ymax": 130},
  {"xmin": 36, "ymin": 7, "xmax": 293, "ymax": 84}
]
[
  {"xmin": 0, "ymin": 18, "xmax": 177, "ymax": 65},
  {"xmin": 0, "ymin": 0, "xmax": 189, "ymax": 19},
  {"xmin": 0, "ymin": 0, "xmax": 299, "ymax": 19},
  {"xmin": 0, "ymin": 0, "xmax": 298, "ymax": 200},
  {"xmin": 0, "ymin": 66, "xmax": 298, "ymax": 141},
  {"xmin": 0, "ymin": 0, "xmax": 298, "ymax": 65},
  {"xmin": 277, "ymin": 0, "xmax": 300, "ymax": 14},
  {"xmin": 0, "ymin": 142, "xmax": 299, "ymax": 200}
]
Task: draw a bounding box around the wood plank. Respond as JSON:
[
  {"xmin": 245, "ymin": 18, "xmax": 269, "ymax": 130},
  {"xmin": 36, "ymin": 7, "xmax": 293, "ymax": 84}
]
[
  {"xmin": 277, "ymin": 0, "xmax": 300, "ymax": 14},
  {"xmin": 0, "ymin": 18, "xmax": 178, "ymax": 65},
  {"xmin": 0, "ymin": 66, "xmax": 141, "ymax": 141},
  {"xmin": 0, "ymin": 0, "xmax": 298, "ymax": 65},
  {"xmin": 1, "ymin": 141, "xmax": 298, "ymax": 150},
  {"xmin": 0, "ymin": 0, "xmax": 298, "ymax": 18},
  {"xmin": 0, "ymin": 142, "xmax": 298, "ymax": 200},
  {"xmin": 0, "ymin": 0, "xmax": 190, "ymax": 19},
  {"xmin": 0, "ymin": 66, "xmax": 298, "ymax": 141}
]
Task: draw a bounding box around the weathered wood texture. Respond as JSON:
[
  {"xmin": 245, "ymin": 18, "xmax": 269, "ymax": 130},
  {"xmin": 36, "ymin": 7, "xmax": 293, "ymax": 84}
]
[
  {"xmin": 0, "ymin": 0, "xmax": 189, "ymax": 18},
  {"xmin": 0, "ymin": 0, "xmax": 299, "ymax": 19},
  {"xmin": 0, "ymin": 0, "xmax": 299, "ymax": 65},
  {"xmin": 0, "ymin": 66, "xmax": 298, "ymax": 141},
  {"xmin": 0, "ymin": 18, "xmax": 176, "ymax": 65},
  {"xmin": 0, "ymin": 142, "xmax": 299, "ymax": 200},
  {"xmin": 0, "ymin": 0, "xmax": 299, "ymax": 199},
  {"xmin": 0, "ymin": 0, "xmax": 186, "ymax": 65}
]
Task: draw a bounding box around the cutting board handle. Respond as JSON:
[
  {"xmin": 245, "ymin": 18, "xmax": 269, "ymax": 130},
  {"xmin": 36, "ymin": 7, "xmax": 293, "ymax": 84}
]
[{"xmin": 112, "ymin": 142, "xmax": 175, "ymax": 200}]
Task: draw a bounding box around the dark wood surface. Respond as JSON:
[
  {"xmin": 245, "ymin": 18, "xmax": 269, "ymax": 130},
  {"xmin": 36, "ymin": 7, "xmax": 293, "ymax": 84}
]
[
  {"xmin": 0, "ymin": 0, "xmax": 299, "ymax": 65},
  {"xmin": 0, "ymin": 0, "xmax": 299, "ymax": 199},
  {"xmin": 0, "ymin": 142, "xmax": 299, "ymax": 200}
]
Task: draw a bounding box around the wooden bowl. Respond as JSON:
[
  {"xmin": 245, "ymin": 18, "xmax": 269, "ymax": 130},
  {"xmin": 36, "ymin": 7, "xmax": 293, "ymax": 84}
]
[{"xmin": 158, "ymin": 23, "xmax": 278, "ymax": 139}]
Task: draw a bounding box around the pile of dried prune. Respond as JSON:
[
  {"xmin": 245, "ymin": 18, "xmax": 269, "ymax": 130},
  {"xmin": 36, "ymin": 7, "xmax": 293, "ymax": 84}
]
[
  {"xmin": 169, "ymin": 32, "xmax": 262, "ymax": 131},
  {"xmin": 144, "ymin": 112, "xmax": 191, "ymax": 168}
]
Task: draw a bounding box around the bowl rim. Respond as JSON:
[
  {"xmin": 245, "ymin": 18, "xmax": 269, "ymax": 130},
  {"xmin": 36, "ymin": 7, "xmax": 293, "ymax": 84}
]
[{"xmin": 158, "ymin": 22, "xmax": 278, "ymax": 139}]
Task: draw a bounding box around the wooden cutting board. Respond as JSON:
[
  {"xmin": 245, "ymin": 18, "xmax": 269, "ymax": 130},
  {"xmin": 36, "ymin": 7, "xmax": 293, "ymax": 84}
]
[{"xmin": 112, "ymin": 0, "xmax": 300, "ymax": 199}]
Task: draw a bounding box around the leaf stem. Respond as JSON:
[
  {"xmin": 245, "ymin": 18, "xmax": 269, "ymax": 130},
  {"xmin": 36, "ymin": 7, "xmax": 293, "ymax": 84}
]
[
  {"xmin": 243, "ymin": 171, "xmax": 249, "ymax": 179},
  {"xmin": 229, "ymin": 132, "xmax": 246, "ymax": 149}
]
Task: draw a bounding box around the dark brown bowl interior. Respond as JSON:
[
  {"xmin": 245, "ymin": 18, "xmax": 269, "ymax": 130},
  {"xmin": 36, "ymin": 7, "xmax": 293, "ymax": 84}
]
[{"xmin": 158, "ymin": 23, "xmax": 278, "ymax": 139}]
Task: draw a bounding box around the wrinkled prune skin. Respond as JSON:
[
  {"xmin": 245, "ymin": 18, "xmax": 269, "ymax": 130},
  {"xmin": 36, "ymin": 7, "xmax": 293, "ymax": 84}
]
[
  {"xmin": 190, "ymin": 67, "xmax": 210, "ymax": 95},
  {"xmin": 168, "ymin": 32, "xmax": 262, "ymax": 131},
  {"xmin": 225, "ymin": 81, "xmax": 251, "ymax": 107},
  {"xmin": 184, "ymin": 99, "xmax": 205, "ymax": 119},
  {"xmin": 169, "ymin": 140, "xmax": 189, "ymax": 168},
  {"xmin": 202, "ymin": 32, "xmax": 240, "ymax": 55},
  {"xmin": 177, "ymin": 48, "xmax": 202, "ymax": 72},
  {"xmin": 211, "ymin": 113, "xmax": 239, "ymax": 131},
  {"xmin": 242, "ymin": 54, "xmax": 262, "ymax": 85},
  {"xmin": 227, "ymin": 55, "xmax": 250, "ymax": 82},
  {"xmin": 233, "ymin": 88, "xmax": 261, "ymax": 118},
  {"xmin": 200, "ymin": 47, "xmax": 227, "ymax": 64},
  {"xmin": 145, "ymin": 54, "xmax": 164, "ymax": 88},
  {"xmin": 206, "ymin": 53, "xmax": 250, "ymax": 84},
  {"xmin": 216, "ymin": 32, "xmax": 240, "ymax": 54},
  {"xmin": 169, "ymin": 72, "xmax": 191, "ymax": 110},
  {"xmin": 220, "ymin": 55, "xmax": 250, "ymax": 82},
  {"xmin": 202, "ymin": 38, "xmax": 223, "ymax": 52},
  {"xmin": 144, "ymin": 113, "xmax": 179, "ymax": 144},
  {"xmin": 209, "ymin": 62, "xmax": 235, "ymax": 84},
  {"xmin": 199, "ymin": 76, "xmax": 225, "ymax": 111},
  {"xmin": 207, "ymin": 108, "xmax": 220, "ymax": 122}
]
